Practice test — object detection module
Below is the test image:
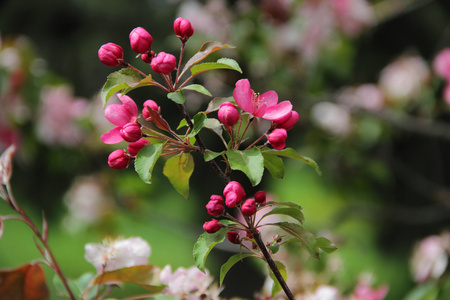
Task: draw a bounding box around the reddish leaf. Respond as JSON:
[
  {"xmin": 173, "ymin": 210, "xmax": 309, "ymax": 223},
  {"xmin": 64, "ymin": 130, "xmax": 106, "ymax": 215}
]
[
  {"xmin": 145, "ymin": 106, "xmax": 172, "ymax": 132},
  {"xmin": 0, "ymin": 263, "xmax": 49, "ymax": 300}
]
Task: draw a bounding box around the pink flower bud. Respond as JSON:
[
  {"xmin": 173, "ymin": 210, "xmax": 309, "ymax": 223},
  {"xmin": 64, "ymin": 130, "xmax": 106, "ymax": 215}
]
[
  {"xmin": 151, "ymin": 52, "xmax": 177, "ymax": 74},
  {"xmin": 98, "ymin": 43, "xmax": 124, "ymax": 67},
  {"xmin": 206, "ymin": 195, "xmax": 225, "ymax": 216},
  {"xmin": 218, "ymin": 102, "xmax": 239, "ymax": 126},
  {"xmin": 129, "ymin": 27, "xmax": 153, "ymax": 54},
  {"xmin": 268, "ymin": 128, "xmax": 287, "ymax": 150},
  {"xmin": 241, "ymin": 199, "xmax": 257, "ymax": 216},
  {"xmin": 275, "ymin": 110, "xmax": 299, "ymax": 131},
  {"xmin": 174, "ymin": 17, "xmax": 194, "ymax": 43},
  {"xmin": 227, "ymin": 231, "xmax": 240, "ymax": 244},
  {"xmin": 142, "ymin": 100, "xmax": 161, "ymax": 121},
  {"xmin": 141, "ymin": 53, "xmax": 152, "ymax": 63},
  {"xmin": 120, "ymin": 122, "xmax": 142, "ymax": 142},
  {"xmin": 108, "ymin": 149, "xmax": 130, "ymax": 169},
  {"xmin": 127, "ymin": 138, "xmax": 150, "ymax": 156},
  {"xmin": 223, "ymin": 181, "xmax": 246, "ymax": 208},
  {"xmin": 203, "ymin": 219, "xmax": 222, "ymax": 233},
  {"xmin": 254, "ymin": 191, "xmax": 266, "ymax": 204}
]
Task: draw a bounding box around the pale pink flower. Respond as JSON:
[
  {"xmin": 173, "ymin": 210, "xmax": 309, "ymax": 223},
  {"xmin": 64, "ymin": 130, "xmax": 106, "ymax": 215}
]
[
  {"xmin": 303, "ymin": 285, "xmax": 341, "ymax": 300},
  {"xmin": 410, "ymin": 235, "xmax": 448, "ymax": 283},
  {"xmin": 433, "ymin": 48, "xmax": 450, "ymax": 80},
  {"xmin": 311, "ymin": 102, "xmax": 352, "ymax": 136},
  {"xmin": 233, "ymin": 79, "xmax": 293, "ymax": 122},
  {"xmin": 337, "ymin": 84, "xmax": 384, "ymax": 112},
  {"xmin": 351, "ymin": 282, "xmax": 388, "ymax": 300},
  {"xmin": 84, "ymin": 237, "xmax": 151, "ymax": 273},
  {"xmin": 100, "ymin": 94, "xmax": 139, "ymax": 144},
  {"xmin": 160, "ymin": 265, "xmax": 218, "ymax": 299},
  {"xmin": 331, "ymin": 0, "xmax": 374, "ymax": 36}
]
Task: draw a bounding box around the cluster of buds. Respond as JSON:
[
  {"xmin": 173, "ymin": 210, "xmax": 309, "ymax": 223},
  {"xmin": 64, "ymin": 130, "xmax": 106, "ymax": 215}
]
[
  {"xmin": 98, "ymin": 18, "xmax": 194, "ymax": 74},
  {"xmin": 203, "ymin": 181, "xmax": 267, "ymax": 243}
]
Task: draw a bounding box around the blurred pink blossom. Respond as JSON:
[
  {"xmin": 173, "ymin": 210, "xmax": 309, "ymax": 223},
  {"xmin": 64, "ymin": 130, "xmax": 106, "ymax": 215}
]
[
  {"xmin": 433, "ymin": 48, "xmax": 450, "ymax": 80},
  {"xmin": 410, "ymin": 234, "xmax": 449, "ymax": 283},
  {"xmin": 36, "ymin": 85, "xmax": 89, "ymax": 146},
  {"xmin": 337, "ymin": 84, "xmax": 385, "ymax": 112},
  {"xmin": 160, "ymin": 265, "xmax": 220, "ymax": 299},
  {"xmin": 351, "ymin": 282, "xmax": 388, "ymax": 300},
  {"xmin": 303, "ymin": 285, "xmax": 341, "ymax": 300},
  {"xmin": 311, "ymin": 102, "xmax": 352, "ymax": 137},
  {"xmin": 84, "ymin": 237, "xmax": 151, "ymax": 274}
]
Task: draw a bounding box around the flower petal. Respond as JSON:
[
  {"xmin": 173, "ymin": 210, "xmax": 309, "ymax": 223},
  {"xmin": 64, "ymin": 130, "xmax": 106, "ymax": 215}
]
[
  {"xmin": 101, "ymin": 127, "xmax": 124, "ymax": 144},
  {"xmin": 233, "ymin": 79, "xmax": 255, "ymax": 114},
  {"xmin": 118, "ymin": 94, "xmax": 138, "ymax": 119},
  {"xmin": 105, "ymin": 104, "xmax": 134, "ymax": 126},
  {"xmin": 253, "ymin": 103, "xmax": 267, "ymax": 118},
  {"xmin": 263, "ymin": 100, "xmax": 293, "ymax": 121},
  {"xmin": 259, "ymin": 90, "xmax": 278, "ymax": 107}
]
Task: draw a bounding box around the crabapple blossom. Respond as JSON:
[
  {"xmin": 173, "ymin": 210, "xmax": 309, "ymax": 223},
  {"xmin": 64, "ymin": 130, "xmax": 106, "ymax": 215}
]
[
  {"xmin": 206, "ymin": 195, "xmax": 225, "ymax": 216},
  {"xmin": 142, "ymin": 99, "xmax": 161, "ymax": 121},
  {"xmin": 174, "ymin": 17, "xmax": 194, "ymax": 43},
  {"xmin": 141, "ymin": 53, "xmax": 152, "ymax": 63},
  {"xmin": 352, "ymin": 282, "xmax": 389, "ymax": 300},
  {"xmin": 241, "ymin": 198, "xmax": 257, "ymax": 216},
  {"xmin": 127, "ymin": 138, "xmax": 150, "ymax": 156},
  {"xmin": 129, "ymin": 27, "xmax": 153, "ymax": 54},
  {"xmin": 223, "ymin": 181, "xmax": 246, "ymax": 208},
  {"xmin": 108, "ymin": 149, "xmax": 130, "ymax": 170},
  {"xmin": 274, "ymin": 110, "xmax": 299, "ymax": 131},
  {"xmin": 268, "ymin": 128, "xmax": 287, "ymax": 150},
  {"xmin": 84, "ymin": 237, "xmax": 151, "ymax": 273},
  {"xmin": 433, "ymin": 48, "xmax": 450, "ymax": 80},
  {"xmin": 119, "ymin": 122, "xmax": 142, "ymax": 142},
  {"xmin": 101, "ymin": 94, "xmax": 138, "ymax": 144},
  {"xmin": 311, "ymin": 102, "xmax": 352, "ymax": 137},
  {"xmin": 98, "ymin": 43, "xmax": 124, "ymax": 67},
  {"xmin": 227, "ymin": 231, "xmax": 240, "ymax": 244},
  {"xmin": 151, "ymin": 52, "xmax": 177, "ymax": 74},
  {"xmin": 254, "ymin": 191, "xmax": 266, "ymax": 204},
  {"xmin": 233, "ymin": 79, "xmax": 293, "ymax": 122},
  {"xmin": 203, "ymin": 219, "xmax": 222, "ymax": 233},
  {"xmin": 218, "ymin": 102, "xmax": 239, "ymax": 126}
]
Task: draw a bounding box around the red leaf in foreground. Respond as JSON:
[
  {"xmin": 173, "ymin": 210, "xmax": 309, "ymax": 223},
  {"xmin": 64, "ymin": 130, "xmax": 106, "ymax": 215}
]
[{"xmin": 0, "ymin": 263, "xmax": 49, "ymax": 300}]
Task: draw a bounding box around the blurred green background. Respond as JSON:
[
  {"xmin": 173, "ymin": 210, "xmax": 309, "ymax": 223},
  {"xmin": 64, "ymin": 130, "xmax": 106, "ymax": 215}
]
[{"xmin": 2, "ymin": 0, "xmax": 450, "ymax": 299}]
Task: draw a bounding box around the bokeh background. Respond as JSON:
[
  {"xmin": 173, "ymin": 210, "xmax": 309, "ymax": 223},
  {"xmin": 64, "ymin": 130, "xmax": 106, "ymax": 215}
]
[{"xmin": 1, "ymin": 0, "xmax": 450, "ymax": 299}]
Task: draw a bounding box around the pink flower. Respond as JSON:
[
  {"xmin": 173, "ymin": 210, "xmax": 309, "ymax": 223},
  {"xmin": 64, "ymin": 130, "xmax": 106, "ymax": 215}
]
[
  {"xmin": 223, "ymin": 181, "xmax": 246, "ymax": 208},
  {"xmin": 84, "ymin": 237, "xmax": 151, "ymax": 273},
  {"xmin": 120, "ymin": 122, "xmax": 142, "ymax": 142},
  {"xmin": 206, "ymin": 195, "xmax": 225, "ymax": 216},
  {"xmin": 268, "ymin": 128, "xmax": 287, "ymax": 150},
  {"xmin": 108, "ymin": 149, "xmax": 130, "ymax": 170},
  {"xmin": 142, "ymin": 99, "xmax": 161, "ymax": 121},
  {"xmin": 160, "ymin": 265, "xmax": 215, "ymax": 298},
  {"xmin": 254, "ymin": 191, "xmax": 266, "ymax": 204},
  {"xmin": 218, "ymin": 102, "xmax": 239, "ymax": 126},
  {"xmin": 353, "ymin": 282, "xmax": 388, "ymax": 300},
  {"xmin": 127, "ymin": 138, "xmax": 150, "ymax": 156},
  {"xmin": 101, "ymin": 94, "xmax": 138, "ymax": 144},
  {"xmin": 433, "ymin": 48, "xmax": 450, "ymax": 80},
  {"xmin": 98, "ymin": 43, "xmax": 124, "ymax": 67},
  {"xmin": 233, "ymin": 79, "xmax": 293, "ymax": 122},
  {"xmin": 203, "ymin": 219, "xmax": 222, "ymax": 233},
  {"xmin": 274, "ymin": 110, "xmax": 299, "ymax": 131},
  {"xmin": 129, "ymin": 27, "xmax": 153, "ymax": 54},
  {"xmin": 241, "ymin": 199, "xmax": 257, "ymax": 216},
  {"xmin": 227, "ymin": 231, "xmax": 240, "ymax": 244},
  {"xmin": 174, "ymin": 17, "xmax": 194, "ymax": 43},
  {"xmin": 151, "ymin": 52, "xmax": 177, "ymax": 74}
]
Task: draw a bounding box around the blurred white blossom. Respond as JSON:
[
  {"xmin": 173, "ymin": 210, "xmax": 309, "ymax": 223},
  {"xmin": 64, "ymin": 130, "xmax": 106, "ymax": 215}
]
[
  {"xmin": 85, "ymin": 237, "xmax": 151, "ymax": 273},
  {"xmin": 337, "ymin": 84, "xmax": 384, "ymax": 112},
  {"xmin": 311, "ymin": 102, "xmax": 352, "ymax": 136}
]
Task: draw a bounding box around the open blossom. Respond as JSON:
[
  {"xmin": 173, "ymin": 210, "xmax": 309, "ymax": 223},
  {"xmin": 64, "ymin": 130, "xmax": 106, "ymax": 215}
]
[
  {"xmin": 160, "ymin": 265, "xmax": 217, "ymax": 299},
  {"xmin": 84, "ymin": 237, "xmax": 151, "ymax": 273},
  {"xmin": 233, "ymin": 79, "xmax": 292, "ymax": 122},
  {"xmin": 101, "ymin": 94, "xmax": 138, "ymax": 144}
]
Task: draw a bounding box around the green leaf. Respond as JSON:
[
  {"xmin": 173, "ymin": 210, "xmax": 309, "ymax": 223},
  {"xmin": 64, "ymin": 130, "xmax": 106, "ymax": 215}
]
[
  {"xmin": 135, "ymin": 143, "xmax": 166, "ymax": 184},
  {"xmin": 263, "ymin": 153, "xmax": 285, "ymax": 179},
  {"xmin": 190, "ymin": 58, "xmax": 242, "ymax": 76},
  {"xmin": 101, "ymin": 68, "xmax": 154, "ymax": 107},
  {"xmin": 219, "ymin": 253, "xmax": 254, "ymax": 286},
  {"xmin": 204, "ymin": 150, "xmax": 224, "ymax": 162},
  {"xmin": 267, "ymin": 244, "xmax": 280, "ymax": 254},
  {"xmin": 189, "ymin": 113, "xmax": 207, "ymax": 137},
  {"xmin": 316, "ymin": 237, "xmax": 338, "ymax": 254},
  {"xmin": 93, "ymin": 265, "xmax": 164, "ymax": 293},
  {"xmin": 268, "ymin": 222, "xmax": 320, "ymax": 259},
  {"xmin": 167, "ymin": 90, "xmax": 186, "ymax": 104},
  {"xmin": 53, "ymin": 273, "xmax": 96, "ymax": 299},
  {"xmin": 181, "ymin": 84, "xmax": 212, "ymax": 97},
  {"xmin": 261, "ymin": 206, "xmax": 305, "ymax": 225},
  {"xmin": 180, "ymin": 41, "xmax": 235, "ymax": 79},
  {"xmin": 193, "ymin": 220, "xmax": 234, "ymax": 273},
  {"xmin": 262, "ymin": 148, "xmax": 322, "ymax": 176},
  {"xmin": 177, "ymin": 118, "xmax": 188, "ymax": 130},
  {"xmin": 163, "ymin": 152, "xmax": 194, "ymax": 199},
  {"xmin": 226, "ymin": 148, "xmax": 264, "ymax": 186},
  {"xmin": 268, "ymin": 261, "xmax": 287, "ymax": 297},
  {"xmin": 204, "ymin": 118, "xmax": 223, "ymax": 137},
  {"xmin": 205, "ymin": 97, "xmax": 234, "ymax": 113}
]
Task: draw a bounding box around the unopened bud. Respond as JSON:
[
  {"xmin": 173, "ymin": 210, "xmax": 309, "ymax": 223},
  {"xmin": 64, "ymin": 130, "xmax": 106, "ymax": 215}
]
[
  {"xmin": 268, "ymin": 128, "xmax": 287, "ymax": 150},
  {"xmin": 127, "ymin": 138, "xmax": 150, "ymax": 156},
  {"xmin": 203, "ymin": 219, "xmax": 222, "ymax": 234},
  {"xmin": 129, "ymin": 27, "xmax": 153, "ymax": 54},
  {"xmin": 275, "ymin": 110, "xmax": 299, "ymax": 131},
  {"xmin": 108, "ymin": 149, "xmax": 130, "ymax": 170},
  {"xmin": 142, "ymin": 100, "xmax": 161, "ymax": 121},
  {"xmin": 254, "ymin": 191, "xmax": 266, "ymax": 204},
  {"xmin": 218, "ymin": 102, "xmax": 239, "ymax": 126},
  {"xmin": 227, "ymin": 231, "xmax": 240, "ymax": 244},
  {"xmin": 120, "ymin": 122, "xmax": 142, "ymax": 142},
  {"xmin": 206, "ymin": 195, "xmax": 225, "ymax": 216},
  {"xmin": 241, "ymin": 199, "xmax": 257, "ymax": 216},
  {"xmin": 98, "ymin": 43, "xmax": 124, "ymax": 67},
  {"xmin": 151, "ymin": 52, "xmax": 177, "ymax": 74},
  {"xmin": 223, "ymin": 181, "xmax": 245, "ymax": 208},
  {"xmin": 174, "ymin": 17, "xmax": 194, "ymax": 43}
]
